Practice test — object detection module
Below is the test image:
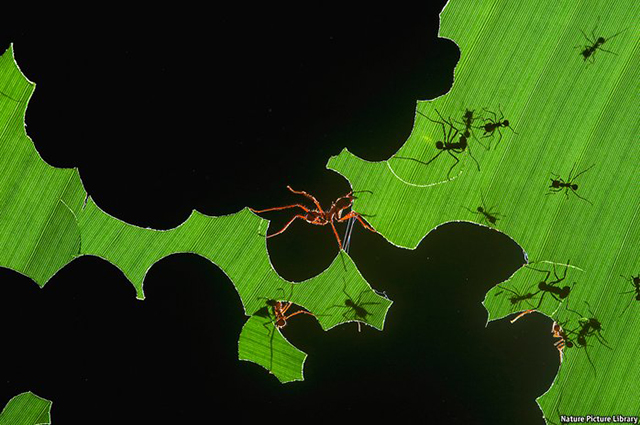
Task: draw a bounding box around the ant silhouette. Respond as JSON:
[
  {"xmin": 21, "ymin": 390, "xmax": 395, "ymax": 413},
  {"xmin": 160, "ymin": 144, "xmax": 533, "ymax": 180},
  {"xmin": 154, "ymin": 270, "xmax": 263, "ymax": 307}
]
[
  {"xmin": 576, "ymin": 20, "xmax": 627, "ymax": 63},
  {"xmin": 329, "ymin": 279, "xmax": 380, "ymax": 332},
  {"xmin": 455, "ymin": 108, "xmax": 488, "ymax": 150},
  {"xmin": 619, "ymin": 274, "xmax": 640, "ymax": 317},
  {"xmin": 494, "ymin": 285, "xmax": 539, "ymax": 322},
  {"xmin": 393, "ymin": 109, "xmax": 480, "ymax": 179},
  {"xmin": 547, "ymin": 163, "xmax": 595, "ymax": 205},
  {"xmin": 463, "ymin": 192, "xmax": 503, "ymax": 227},
  {"xmin": 477, "ymin": 106, "xmax": 517, "ymax": 149},
  {"xmin": 564, "ymin": 301, "xmax": 612, "ymax": 376}
]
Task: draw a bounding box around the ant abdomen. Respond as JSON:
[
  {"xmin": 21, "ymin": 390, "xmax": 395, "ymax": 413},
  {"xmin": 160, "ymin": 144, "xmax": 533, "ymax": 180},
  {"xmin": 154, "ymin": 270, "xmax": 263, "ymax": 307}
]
[{"xmin": 435, "ymin": 141, "xmax": 444, "ymax": 149}]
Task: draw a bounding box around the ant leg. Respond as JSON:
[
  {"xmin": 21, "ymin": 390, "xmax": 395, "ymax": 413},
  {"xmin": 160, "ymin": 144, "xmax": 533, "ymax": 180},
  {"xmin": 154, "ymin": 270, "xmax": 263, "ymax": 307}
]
[
  {"xmin": 466, "ymin": 144, "xmax": 481, "ymax": 172},
  {"xmin": 445, "ymin": 151, "xmax": 460, "ymax": 179},
  {"xmin": 283, "ymin": 309, "xmax": 315, "ymax": 321},
  {"xmin": 392, "ymin": 151, "xmax": 442, "ymax": 166},
  {"xmin": 286, "ymin": 186, "xmax": 324, "ymax": 212},
  {"xmin": 339, "ymin": 211, "xmax": 377, "ymax": 234},
  {"xmin": 251, "ymin": 204, "xmax": 310, "ymax": 214},
  {"xmin": 266, "ymin": 214, "xmax": 307, "ymax": 238},
  {"xmin": 571, "ymin": 163, "xmax": 595, "ymax": 181},
  {"xmin": 570, "ymin": 189, "xmax": 594, "ymax": 205},
  {"xmin": 330, "ymin": 221, "xmax": 343, "ymax": 250}
]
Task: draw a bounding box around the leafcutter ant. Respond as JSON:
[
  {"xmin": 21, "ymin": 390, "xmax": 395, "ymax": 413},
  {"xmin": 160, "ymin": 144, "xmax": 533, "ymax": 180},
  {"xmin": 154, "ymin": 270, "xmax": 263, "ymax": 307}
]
[
  {"xmin": 547, "ymin": 163, "xmax": 595, "ymax": 205},
  {"xmin": 551, "ymin": 320, "xmax": 574, "ymax": 363},
  {"xmin": 528, "ymin": 261, "xmax": 574, "ymax": 307},
  {"xmin": 464, "ymin": 192, "xmax": 503, "ymax": 227},
  {"xmin": 329, "ymin": 279, "xmax": 380, "ymax": 332},
  {"xmin": 565, "ymin": 301, "xmax": 612, "ymax": 375},
  {"xmin": 393, "ymin": 109, "xmax": 480, "ymax": 179},
  {"xmin": 259, "ymin": 286, "xmax": 315, "ymax": 330},
  {"xmin": 619, "ymin": 274, "xmax": 640, "ymax": 316},
  {"xmin": 477, "ymin": 106, "xmax": 517, "ymax": 148},
  {"xmin": 576, "ymin": 20, "xmax": 627, "ymax": 63},
  {"xmin": 250, "ymin": 186, "xmax": 377, "ymax": 250},
  {"xmin": 455, "ymin": 108, "xmax": 488, "ymax": 150}
]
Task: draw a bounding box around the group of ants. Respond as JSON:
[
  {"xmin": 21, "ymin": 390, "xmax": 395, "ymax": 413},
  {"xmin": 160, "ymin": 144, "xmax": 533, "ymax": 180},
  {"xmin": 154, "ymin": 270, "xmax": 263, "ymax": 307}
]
[
  {"xmin": 245, "ymin": 23, "xmax": 631, "ymax": 370},
  {"xmin": 497, "ymin": 263, "xmax": 639, "ymax": 375}
]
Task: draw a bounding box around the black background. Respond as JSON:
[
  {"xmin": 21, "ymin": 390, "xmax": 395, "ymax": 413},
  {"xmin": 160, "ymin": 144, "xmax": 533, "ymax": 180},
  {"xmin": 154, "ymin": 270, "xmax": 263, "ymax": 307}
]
[{"xmin": 0, "ymin": 4, "xmax": 559, "ymax": 424}]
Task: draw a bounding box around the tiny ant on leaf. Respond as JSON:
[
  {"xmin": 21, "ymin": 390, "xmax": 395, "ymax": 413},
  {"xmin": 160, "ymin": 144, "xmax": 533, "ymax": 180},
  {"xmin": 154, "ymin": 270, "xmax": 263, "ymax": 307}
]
[
  {"xmin": 260, "ymin": 286, "xmax": 315, "ymax": 330},
  {"xmin": 547, "ymin": 163, "xmax": 595, "ymax": 205},
  {"xmin": 393, "ymin": 109, "xmax": 480, "ymax": 179},
  {"xmin": 250, "ymin": 186, "xmax": 377, "ymax": 250},
  {"xmin": 576, "ymin": 19, "xmax": 627, "ymax": 63},
  {"xmin": 551, "ymin": 320, "xmax": 574, "ymax": 363},
  {"xmin": 477, "ymin": 106, "xmax": 517, "ymax": 149},
  {"xmin": 328, "ymin": 279, "xmax": 381, "ymax": 332},
  {"xmin": 564, "ymin": 301, "xmax": 612, "ymax": 376},
  {"xmin": 463, "ymin": 192, "xmax": 503, "ymax": 227}
]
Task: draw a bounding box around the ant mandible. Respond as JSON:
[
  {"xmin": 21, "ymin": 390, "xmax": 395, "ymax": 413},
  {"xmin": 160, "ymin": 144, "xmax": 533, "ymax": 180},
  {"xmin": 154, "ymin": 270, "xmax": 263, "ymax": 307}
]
[
  {"xmin": 576, "ymin": 21, "xmax": 627, "ymax": 63},
  {"xmin": 619, "ymin": 274, "xmax": 640, "ymax": 317},
  {"xmin": 547, "ymin": 163, "xmax": 595, "ymax": 204},
  {"xmin": 477, "ymin": 106, "xmax": 517, "ymax": 148},
  {"xmin": 250, "ymin": 186, "xmax": 377, "ymax": 250}
]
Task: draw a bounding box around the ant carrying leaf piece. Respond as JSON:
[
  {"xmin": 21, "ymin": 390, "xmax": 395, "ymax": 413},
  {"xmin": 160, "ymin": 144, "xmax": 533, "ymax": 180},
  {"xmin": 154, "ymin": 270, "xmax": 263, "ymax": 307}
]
[
  {"xmin": 576, "ymin": 19, "xmax": 627, "ymax": 63},
  {"xmin": 250, "ymin": 186, "xmax": 377, "ymax": 250},
  {"xmin": 477, "ymin": 106, "xmax": 517, "ymax": 149},
  {"xmin": 619, "ymin": 274, "xmax": 640, "ymax": 317},
  {"xmin": 547, "ymin": 163, "xmax": 595, "ymax": 205},
  {"xmin": 393, "ymin": 109, "xmax": 480, "ymax": 179}
]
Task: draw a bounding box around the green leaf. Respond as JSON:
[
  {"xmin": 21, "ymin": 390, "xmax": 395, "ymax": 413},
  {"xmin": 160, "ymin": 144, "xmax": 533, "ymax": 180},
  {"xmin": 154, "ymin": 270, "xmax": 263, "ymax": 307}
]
[
  {"xmin": 0, "ymin": 392, "xmax": 52, "ymax": 425},
  {"xmin": 328, "ymin": 0, "xmax": 639, "ymax": 421},
  {"xmin": 0, "ymin": 45, "xmax": 392, "ymax": 383}
]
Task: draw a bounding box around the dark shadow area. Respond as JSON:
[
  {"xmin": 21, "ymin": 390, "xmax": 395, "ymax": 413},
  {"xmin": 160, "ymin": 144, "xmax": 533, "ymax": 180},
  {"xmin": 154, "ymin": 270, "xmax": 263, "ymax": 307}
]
[{"xmin": 0, "ymin": 4, "xmax": 561, "ymax": 424}]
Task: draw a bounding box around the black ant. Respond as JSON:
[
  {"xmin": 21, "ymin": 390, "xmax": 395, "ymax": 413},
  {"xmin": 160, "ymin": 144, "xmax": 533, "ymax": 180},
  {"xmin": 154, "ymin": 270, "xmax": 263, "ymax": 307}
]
[
  {"xmin": 619, "ymin": 274, "xmax": 640, "ymax": 316},
  {"xmin": 576, "ymin": 21, "xmax": 627, "ymax": 63},
  {"xmin": 477, "ymin": 106, "xmax": 517, "ymax": 148},
  {"xmin": 464, "ymin": 193, "xmax": 503, "ymax": 227},
  {"xmin": 456, "ymin": 108, "xmax": 488, "ymax": 150},
  {"xmin": 329, "ymin": 279, "xmax": 380, "ymax": 332},
  {"xmin": 495, "ymin": 285, "xmax": 539, "ymax": 322},
  {"xmin": 564, "ymin": 301, "xmax": 612, "ymax": 375},
  {"xmin": 547, "ymin": 163, "xmax": 595, "ymax": 205},
  {"xmin": 393, "ymin": 109, "xmax": 481, "ymax": 179},
  {"xmin": 528, "ymin": 262, "xmax": 574, "ymax": 307}
]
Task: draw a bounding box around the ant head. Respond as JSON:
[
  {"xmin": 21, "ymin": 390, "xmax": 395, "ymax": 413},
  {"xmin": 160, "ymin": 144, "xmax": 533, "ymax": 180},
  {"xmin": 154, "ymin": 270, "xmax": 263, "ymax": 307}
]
[
  {"xmin": 266, "ymin": 299, "xmax": 279, "ymax": 307},
  {"xmin": 577, "ymin": 335, "xmax": 586, "ymax": 346},
  {"xmin": 477, "ymin": 206, "xmax": 484, "ymax": 213},
  {"xmin": 463, "ymin": 129, "xmax": 471, "ymax": 138},
  {"xmin": 597, "ymin": 36, "xmax": 605, "ymax": 44},
  {"xmin": 633, "ymin": 275, "xmax": 640, "ymax": 285},
  {"xmin": 565, "ymin": 340, "xmax": 574, "ymax": 348},
  {"xmin": 275, "ymin": 318, "xmax": 286, "ymax": 328},
  {"xmin": 571, "ymin": 183, "xmax": 578, "ymax": 190},
  {"xmin": 345, "ymin": 299, "xmax": 356, "ymax": 307},
  {"xmin": 635, "ymin": 294, "xmax": 640, "ymax": 301},
  {"xmin": 435, "ymin": 141, "xmax": 444, "ymax": 149},
  {"xmin": 503, "ymin": 120, "xmax": 510, "ymax": 127}
]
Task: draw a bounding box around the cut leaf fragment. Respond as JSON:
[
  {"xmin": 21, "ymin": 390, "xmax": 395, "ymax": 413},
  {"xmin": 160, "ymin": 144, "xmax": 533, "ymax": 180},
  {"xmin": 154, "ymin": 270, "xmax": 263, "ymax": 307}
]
[
  {"xmin": 0, "ymin": 392, "xmax": 52, "ymax": 425},
  {"xmin": 0, "ymin": 45, "xmax": 392, "ymax": 382},
  {"xmin": 328, "ymin": 0, "xmax": 639, "ymax": 421}
]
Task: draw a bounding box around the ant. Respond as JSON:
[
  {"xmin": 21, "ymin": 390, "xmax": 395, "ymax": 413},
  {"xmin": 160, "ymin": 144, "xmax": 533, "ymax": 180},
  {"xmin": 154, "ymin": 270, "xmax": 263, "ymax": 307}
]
[
  {"xmin": 260, "ymin": 287, "xmax": 315, "ymax": 330},
  {"xmin": 495, "ymin": 284, "xmax": 539, "ymax": 322},
  {"xmin": 477, "ymin": 106, "xmax": 517, "ymax": 148},
  {"xmin": 250, "ymin": 186, "xmax": 377, "ymax": 250},
  {"xmin": 619, "ymin": 274, "xmax": 640, "ymax": 316},
  {"xmin": 576, "ymin": 20, "xmax": 627, "ymax": 63},
  {"xmin": 329, "ymin": 279, "xmax": 380, "ymax": 332},
  {"xmin": 456, "ymin": 108, "xmax": 488, "ymax": 150},
  {"xmin": 464, "ymin": 192, "xmax": 503, "ymax": 227},
  {"xmin": 394, "ymin": 109, "xmax": 480, "ymax": 179},
  {"xmin": 565, "ymin": 301, "xmax": 612, "ymax": 375},
  {"xmin": 528, "ymin": 261, "xmax": 574, "ymax": 307},
  {"xmin": 547, "ymin": 163, "xmax": 595, "ymax": 205},
  {"xmin": 551, "ymin": 320, "xmax": 574, "ymax": 363}
]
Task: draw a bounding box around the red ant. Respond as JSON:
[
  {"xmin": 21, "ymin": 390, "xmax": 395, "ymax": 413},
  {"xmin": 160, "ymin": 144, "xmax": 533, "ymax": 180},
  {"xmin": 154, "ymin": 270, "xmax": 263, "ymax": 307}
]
[
  {"xmin": 620, "ymin": 274, "xmax": 640, "ymax": 316},
  {"xmin": 266, "ymin": 299, "xmax": 315, "ymax": 329},
  {"xmin": 547, "ymin": 163, "xmax": 595, "ymax": 205},
  {"xmin": 250, "ymin": 186, "xmax": 377, "ymax": 250},
  {"xmin": 551, "ymin": 321, "xmax": 574, "ymax": 363},
  {"xmin": 477, "ymin": 106, "xmax": 517, "ymax": 148}
]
